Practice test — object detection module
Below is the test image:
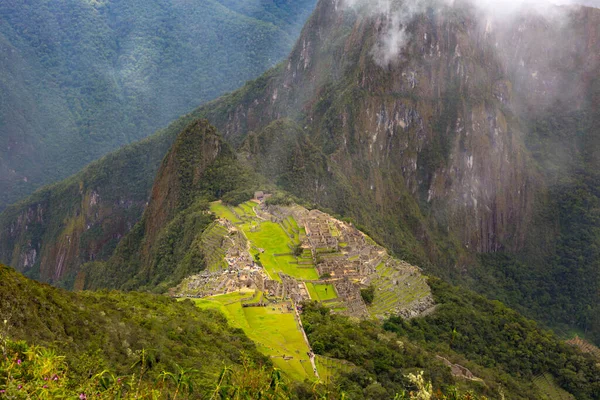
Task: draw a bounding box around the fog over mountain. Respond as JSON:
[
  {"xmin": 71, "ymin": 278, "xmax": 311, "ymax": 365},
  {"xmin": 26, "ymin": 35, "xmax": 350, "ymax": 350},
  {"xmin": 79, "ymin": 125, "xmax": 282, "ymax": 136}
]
[
  {"xmin": 1, "ymin": 0, "xmax": 600, "ymax": 398},
  {"xmin": 344, "ymin": 0, "xmax": 597, "ymax": 67}
]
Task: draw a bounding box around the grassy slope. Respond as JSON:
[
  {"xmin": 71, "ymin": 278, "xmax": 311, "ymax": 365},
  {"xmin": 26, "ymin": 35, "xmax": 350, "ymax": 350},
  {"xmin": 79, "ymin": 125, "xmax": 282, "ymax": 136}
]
[
  {"xmin": 306, "ymin": 283, "xmax": 337, "ymax": 301},
  {"xmin": 194, "ymin": 294, "xmax": 314, "ymax": 381},
  {"xmin": 0, "ymin": 263, "xmax": 268, "ymax": 395}
]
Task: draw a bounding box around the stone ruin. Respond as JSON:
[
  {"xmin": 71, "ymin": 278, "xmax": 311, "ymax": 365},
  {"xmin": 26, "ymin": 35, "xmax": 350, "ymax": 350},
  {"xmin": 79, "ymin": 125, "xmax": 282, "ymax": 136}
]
[{"xmin": 172, "ymin": 201, "xmax": 434, "ymax": 320}]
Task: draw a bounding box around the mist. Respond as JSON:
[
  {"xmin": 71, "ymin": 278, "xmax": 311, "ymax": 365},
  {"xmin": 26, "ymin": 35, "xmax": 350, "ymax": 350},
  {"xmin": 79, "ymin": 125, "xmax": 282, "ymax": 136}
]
[
  {"xmin": 0, "ymin": 0, "xmax": 319, "ymax": 212},
  {"xmin": 342, "ymin": 0, "xmax": 598, "ymax": 66}
]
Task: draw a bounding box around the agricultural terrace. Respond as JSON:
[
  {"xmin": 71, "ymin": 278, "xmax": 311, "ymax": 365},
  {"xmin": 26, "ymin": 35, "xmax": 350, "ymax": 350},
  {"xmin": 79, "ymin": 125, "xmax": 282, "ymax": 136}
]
[
  {"xmin": 179, "ymin": 200, "xmax": 433, "ymax": 383},
  {"xmin": 210, "ymin": 201, "xmax": 319, "ymax": 281},
  {"xmin": 209, "ymin": 201, "xmax": 242, "ymax": 224},
  {"xmin": 193, "ymin": 292, "xmax": 315, "ymax": 381},
  {"xmin": 202, "ymin": 200, "xmax": 433, "ymax": 320},
  {"xmin": 315, "ymin": 355, "xmax": 356, "ymax": 385},
  {"xmin": 533, "ymin": 373, "xmax": 575, "ymax": 400}
]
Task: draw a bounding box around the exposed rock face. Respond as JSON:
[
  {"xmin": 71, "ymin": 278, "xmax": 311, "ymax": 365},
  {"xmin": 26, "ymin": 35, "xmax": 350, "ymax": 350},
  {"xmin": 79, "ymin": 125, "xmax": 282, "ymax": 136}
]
[
  {"xmin": 1, "ymin": 0, "xmax": 599, "ymax": 286},
  {"xmin": 0, "ymin": 126, "xmax": 180, "ymax": 285},
  {"xmin": 0, "ymin": 186, "xmax": 145, "ymax": 284},
  {"xmin": 200, "ymin": 0, "xmax": 600, "ymax": 261},
  {"xmin": 139, "ymin": 120, "xmax": 230, "ymax": 265}
]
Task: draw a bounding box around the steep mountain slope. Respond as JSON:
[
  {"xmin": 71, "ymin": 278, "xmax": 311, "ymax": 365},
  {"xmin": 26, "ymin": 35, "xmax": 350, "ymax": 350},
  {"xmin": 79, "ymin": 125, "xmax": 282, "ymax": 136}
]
[
  {"xmin": 196, "ymin": 0, "xmax": 600, "ymax": 342},
  {"xmin": 0, "ymin": 263, "xmax": 269, "ymax": 396},
  {"xmin": 1, "ymin": 126, "xmax": 599, "ymax": 398},
  {"xmin": 0, "ymin": 120, "xmax": 184, "ymax": 287},
  {"xmin": 199, "ymin": 0, "xmax": 598, "ymax": 259},
  {"xmin": 2, "ymin": 0, "xmax": 600, "ymax": 344},
  {"xmin": 0, "ymin": 0, "xmax": 317, "ymax": 211},
  {"xmin": 81, "ymin": 120, "xmax": 260, "ymax": 292}
]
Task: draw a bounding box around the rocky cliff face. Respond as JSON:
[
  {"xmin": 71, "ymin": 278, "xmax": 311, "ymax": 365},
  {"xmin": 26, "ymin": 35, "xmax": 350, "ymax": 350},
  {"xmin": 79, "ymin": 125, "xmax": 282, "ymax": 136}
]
[
  {"xmin": 0, "ymin": 188, "xmax": 141, "ymax": 284},
  {"xmin": 0, "ymin": 122, "xmax": 184, "ymax": 286},
  {"xmin": 199, "ymin": 0, "xmax": 600, "ymax": 264},
  {"xmin": 1, "ymin": 0, "xmax": 599, "ymax": 290}
]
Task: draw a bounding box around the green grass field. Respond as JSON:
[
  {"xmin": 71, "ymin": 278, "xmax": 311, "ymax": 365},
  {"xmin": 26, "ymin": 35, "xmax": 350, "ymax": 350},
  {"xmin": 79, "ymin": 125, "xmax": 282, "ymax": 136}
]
[
  {"xmin": 234, "ymin": 204, "xmax": 253, "ymax": 220},
  {"xmin": 239, "ymin": 201, "xmax": 257, "ymax": 215},
  {"xmin": 193, "ymin": 294, "xmax": 315, "ymax": 381},
  {"xmin": 245, "ymin": 221, "xmax": 318, "ymax": 281},
  {"xmin": 210, "ymin": 201, "xmax": 242, "ymax": 223},
  {"xmin": 245, "ymin": 222, "xmax": 297, "ymax": 280},
  {"xmin": 306, "ymin": 283, "xmax": 337, "ymax": 301},
  {"xmin": 210, "ymin": 201, "xmax": 319, "ymax": 281}
]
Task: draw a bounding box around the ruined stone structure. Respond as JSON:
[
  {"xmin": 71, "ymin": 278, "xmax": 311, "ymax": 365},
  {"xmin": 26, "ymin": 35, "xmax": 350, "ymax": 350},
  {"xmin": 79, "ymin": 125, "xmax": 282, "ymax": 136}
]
[{"xmin": 174, "ymin": 202, "xmax": 434, "ymax": 320}]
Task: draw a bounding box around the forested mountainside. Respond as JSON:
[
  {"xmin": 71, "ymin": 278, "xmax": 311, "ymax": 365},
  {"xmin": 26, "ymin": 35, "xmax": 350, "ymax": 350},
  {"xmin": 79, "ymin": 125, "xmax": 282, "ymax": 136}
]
[
  {"xmin": 81, "ymin": 120, "xmax": 262, "ymax": 292},
  {"xmin": 2, "ymin": 0, "xmax": 600, "ymax": 347},
  {"xmin": 0, "ymin": 263, "xmax": 271, "ymax": 397},
  {"xmin": 190, "ymin": 0, "xmax": 600, "ymax": 344},
  {"xmin": 0, "ymin": 0, "xmax": 317, "ymax": 211},
  {"xmin": 2, "ymin": 261, "xmax": 600, "ymax": 399}
]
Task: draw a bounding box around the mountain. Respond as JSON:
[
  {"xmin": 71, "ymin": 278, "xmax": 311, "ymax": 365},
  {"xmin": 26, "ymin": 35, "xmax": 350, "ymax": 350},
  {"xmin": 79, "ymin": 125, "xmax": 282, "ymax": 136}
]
[
  {"xmin": 197, "ymin": 0, "xmax": 600, "ymax": 344},
  {"xmin": 3, "ymin": 260, "xmax": 600, "ymax": 398},
  {"xmin": 0, "ymin": 263, "xmax": 272, "ymax": 397},
  {"xmin": 2, "ymin": 0, "xmax": 600, "ymax": 346},
  {"xmin": 0, "ymin": 0, "xmax": 317, "ymax": 211},
  {"xmin": 81, "ymin": 119, "xmax": 261, "ymax": 292}
]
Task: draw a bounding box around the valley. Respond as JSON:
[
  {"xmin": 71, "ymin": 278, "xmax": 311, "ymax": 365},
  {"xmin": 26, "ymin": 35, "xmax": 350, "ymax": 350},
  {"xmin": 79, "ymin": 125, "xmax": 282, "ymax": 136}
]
[
  {"xmin": 1, "ymin": 0, "xmax": 600, "ymax": 398},
  {"xmin": 0, "ymin": 0, "xmax": 318, "ymax": 211}
]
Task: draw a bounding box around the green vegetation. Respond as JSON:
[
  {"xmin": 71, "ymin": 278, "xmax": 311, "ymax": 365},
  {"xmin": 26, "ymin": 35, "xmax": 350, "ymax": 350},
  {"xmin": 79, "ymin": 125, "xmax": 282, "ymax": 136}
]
[
  {"xmin": 307, "ymin": 283, "xmax": 337, "ymax": 302},
  {"xmin": 210, "ymin": 200, "xmax": 320, "ymax": 281},
  {"xmin": 0, "ymin": 337, "xmax": 200, "ymax": 399},
  {"xmin": 533, "ymin": 374, "xmax": 575, "ymax": 400},
  {"xmin": 301, "ymin": 277, "xmax": 600, "ymax": 399},
  {"xmin": 81, "ymin": 121, "xmax": 261, "ymax": 292},
  {"xmin": 360, "ymin": 285, "xmax": 375, "ymax": 305},
  {"xmin": 0, "ymin": 120, "xmax": 183, "ymax": 285},
  {"xmin": 245, "ymin": 222, "xmax": 317, "ymax": 281},
  {"xmin": 366, "ymin": 261, "xmax": 431, "ymax": 319},
  {"xmin": 0, "ymin": 0, "xmax": 317, "ymax": 210},
  {"xmin": 302, "ymin": 302, "xmax": 481, "ymax": 399},
  {"xmin": 198, "ymin": 221, "xmax": 231, "ymax": 272},
  {"xmin": 383, "ymin": 278, "xmax": 600, "ymax": 400},
  {"xmin": 1, "ymin": 6, "xmax": 600, "ymax": 400},
  {"xmin": 469, "ymin": 85, "xmax": 600, "ymax": 344},
  {"xmin": 194, "ymin": 295, "xmax": 314, "ymax": 382},
  {"xmin": 0, "ymin": 263, "xmax": 272, "ymax": 397},
  {"xmin": 210, "ymin": 200, "xmax": 244, "ymax": 224},
  {"xmin": 314, "ymin": 355, "xmax": 355, "ymax": 386}
]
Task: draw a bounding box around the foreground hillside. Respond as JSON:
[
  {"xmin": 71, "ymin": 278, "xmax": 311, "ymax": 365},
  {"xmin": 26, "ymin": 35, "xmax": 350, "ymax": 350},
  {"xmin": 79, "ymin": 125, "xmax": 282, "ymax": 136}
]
[
  {"xmin": 0, "ymin": 0, "xmax": 317, "ymax": 210},
  {"xmin": 0, "ymin": 263, "xmax": 272, "ymax": 397},
  {"xmin": 2, "ymin": 260, "xmax": 600, "ymax": 399}
]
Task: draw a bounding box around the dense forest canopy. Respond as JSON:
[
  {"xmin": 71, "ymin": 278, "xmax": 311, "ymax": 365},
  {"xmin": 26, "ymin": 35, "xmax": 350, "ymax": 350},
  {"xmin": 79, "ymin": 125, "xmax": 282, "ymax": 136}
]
[{"xmin": 0, "ymin": 0, "xmax": 317, "ymax": 211}]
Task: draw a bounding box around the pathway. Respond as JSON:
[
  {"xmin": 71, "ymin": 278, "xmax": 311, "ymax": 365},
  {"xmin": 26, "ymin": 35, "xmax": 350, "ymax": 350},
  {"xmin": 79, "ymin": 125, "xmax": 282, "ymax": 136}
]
[{"xmin": 292, "ymin": 301, "xmax": 320, "ymax": 379}]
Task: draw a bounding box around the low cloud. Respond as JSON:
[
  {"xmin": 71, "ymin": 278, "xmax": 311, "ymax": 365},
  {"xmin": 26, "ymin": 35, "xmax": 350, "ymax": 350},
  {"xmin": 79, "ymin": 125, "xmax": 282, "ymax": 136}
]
[{"xmin": 342, "ymin": 0, "xmax": 597, "ymax": 67}]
